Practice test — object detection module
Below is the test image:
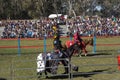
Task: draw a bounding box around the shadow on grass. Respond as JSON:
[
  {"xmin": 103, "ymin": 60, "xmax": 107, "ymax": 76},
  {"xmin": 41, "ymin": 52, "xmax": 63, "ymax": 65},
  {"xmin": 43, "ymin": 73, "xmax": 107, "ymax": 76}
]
[
  {"xmin": 96, "ymin": 50, "xmax": 117, "ymax": 53},
  {"xmin": 46, "ymin": 68, "xmax": 111, "ymax": 79},
  {"xmin": 73, "ymin": 68, "xmax": 111, "ymax": 78},
  {"xmin": 86, "ymin": 50, "xmax": 118, "ymax": 57},
  {"xmin": 0, "ymin": 78, "xmax": 7, "ymax": 80},
  {"xmin": 87, "ymin": 53, "xmax": 111, "ymax": 57}
]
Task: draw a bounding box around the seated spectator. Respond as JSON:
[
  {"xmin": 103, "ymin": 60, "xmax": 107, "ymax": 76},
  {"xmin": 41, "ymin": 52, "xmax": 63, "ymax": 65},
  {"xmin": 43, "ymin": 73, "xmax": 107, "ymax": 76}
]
[
  {"xmin": 1, "ymin": 32, "xmax": 7, "ymax": 38},
  {"xmin": 10, "ymin": 31, "xmax": 16, "ymax": 38},
  {"xmin": 27, "ymin": 29, "xmax": 32, "ymax": 38}
]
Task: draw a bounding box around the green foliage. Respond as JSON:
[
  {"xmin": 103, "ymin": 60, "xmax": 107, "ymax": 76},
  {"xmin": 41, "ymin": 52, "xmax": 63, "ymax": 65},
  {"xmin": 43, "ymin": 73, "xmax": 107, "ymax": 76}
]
[{"xmin": 0, "ymin": 0, "xmax": 120, "ymax": 19}]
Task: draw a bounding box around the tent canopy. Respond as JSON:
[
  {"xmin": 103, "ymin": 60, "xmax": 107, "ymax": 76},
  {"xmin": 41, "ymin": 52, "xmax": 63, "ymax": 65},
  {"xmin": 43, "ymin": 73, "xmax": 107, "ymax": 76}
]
[{"xmin": 48, "ymin": 14, "xmax": 62, "ymax": 18}]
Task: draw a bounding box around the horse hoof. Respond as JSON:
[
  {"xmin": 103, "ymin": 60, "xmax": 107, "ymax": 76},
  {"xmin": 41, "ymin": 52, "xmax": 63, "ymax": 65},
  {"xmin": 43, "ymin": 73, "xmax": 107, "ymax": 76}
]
[
  {"xmin": 37, "ymin": 72, "xmax": 40, "ymax": 75},
  {"xmin": 46, "ymin": 76, "xmax": 49, "ymax": 78},
  {"xmin": 85, "ymin": 54, "xmax": 87, "ymax": 56},
  {"xmin": 76, "ymin": 66, "xmax": 79, "ymax": 72},
  {"xmin": 62, "ymin": 72, "xmax": 68, "ymax": 74},
  {"xmin": 40, "ymin": 73, "xmax": 42, "ymax": 75},
  {"xmin": 37, "ymin": 72, "xmax": 42, "ymax": 75},
  {"xmin": 79, "ymin": 55, "xmax": 82, "ymax": 57}
]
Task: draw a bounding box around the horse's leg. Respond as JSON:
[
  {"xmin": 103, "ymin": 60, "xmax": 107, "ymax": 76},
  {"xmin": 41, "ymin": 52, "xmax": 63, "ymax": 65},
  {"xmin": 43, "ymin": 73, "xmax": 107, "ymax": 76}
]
[
  {"xmin": 61, "ymin": 60, "xmax": 78, "ymax": 73},
  {"xmin": 73, "ymin": 50, "xmax": 78, "ymax": 56},
  {"xmin": 37, "ymin": 72, "xmax": 42, "ymax": 79},
  {"xmin": 82, "ymin": 48, "xmax": 87, "ymax": 56},
  {"xmin": 45, "ymin": 61, "xmax": 49, "ymax": 78},
  {"xmin": 60, "ymin": 59, "xmax": 69, "ymax": 74},
  {"xmin": 71, "ymin": 64, "xmax": 79, "ymax": 72},
  {"xmin": 77, "ymin": 49, "xmax": 82, "ymax": 57},
  {"xmin": 45, "ymin": 70, "xmax": 48, "ymax": 78}
]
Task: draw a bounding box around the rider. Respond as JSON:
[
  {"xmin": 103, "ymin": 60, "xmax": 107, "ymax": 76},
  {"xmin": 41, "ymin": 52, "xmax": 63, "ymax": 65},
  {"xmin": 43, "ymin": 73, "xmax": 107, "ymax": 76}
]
[
  {"xmin": 73, "ymin": 28, "xmax": 87, "ymax": 56},
  {"xmin": 53, "ymin": 30, "xmax": 79, "ymax": 74},
  {"xmin": 53, "ymin": 25, "xmax": 63, "ymax": 57}
]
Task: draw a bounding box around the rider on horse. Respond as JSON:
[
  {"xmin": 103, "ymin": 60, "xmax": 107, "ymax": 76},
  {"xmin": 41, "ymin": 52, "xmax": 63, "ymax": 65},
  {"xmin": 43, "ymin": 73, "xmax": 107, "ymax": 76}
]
[{"xmin": 73, "ymin": 29, "xmax": 87, "ymax": 55}]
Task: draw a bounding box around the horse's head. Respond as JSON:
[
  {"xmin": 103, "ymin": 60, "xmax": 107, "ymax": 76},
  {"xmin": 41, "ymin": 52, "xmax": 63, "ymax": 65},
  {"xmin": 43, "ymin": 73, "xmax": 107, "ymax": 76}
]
[
  {"xmin": 84, "ymin": 38, "xmax": 93, "ymax": 46},
  {"xmin": 88, "ymin": 38, "xmax": 93, "ymax": 46}
]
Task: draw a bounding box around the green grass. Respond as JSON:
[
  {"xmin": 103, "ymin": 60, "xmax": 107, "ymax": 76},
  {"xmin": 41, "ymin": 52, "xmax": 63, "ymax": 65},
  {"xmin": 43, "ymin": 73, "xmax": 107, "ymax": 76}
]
[{"xmin": 0, "ymin": 37, "xmax": 120, "ymax": 80}]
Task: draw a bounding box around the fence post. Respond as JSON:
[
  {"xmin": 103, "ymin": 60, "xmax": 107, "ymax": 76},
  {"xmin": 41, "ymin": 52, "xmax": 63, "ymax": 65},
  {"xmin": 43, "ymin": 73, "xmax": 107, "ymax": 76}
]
[
  {"xmin": 68, "ymin": 58, "xmax": 72, "ymax": 80},
  {"xmin": 93, "ymin": 29, "xmax": 96, "ymax": 53},
  {"xmin": 44, "ymin": 33, "xmax": 47, "ymax": 68},
  {"xmin": 18, "ymin": 36, "xmax": 21, "ymax": 56},
  {"xmin": 70, "ymin": 33, "xmax": 72, "ymax": 41},
  {"xmin": 43, "ymin": 33, "xmax": 47, "ymax": 53}
]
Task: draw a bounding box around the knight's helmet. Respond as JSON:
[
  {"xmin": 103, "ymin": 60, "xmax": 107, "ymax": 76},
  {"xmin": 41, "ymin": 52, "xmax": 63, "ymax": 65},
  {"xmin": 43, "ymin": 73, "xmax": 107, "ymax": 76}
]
[
  {"xmin": 53, "ymin": 25, "xmax": 57, "ymax": 31},
  {"xmin": 52, "ymin": 23, "xmax": 59, "ymax": 32}
]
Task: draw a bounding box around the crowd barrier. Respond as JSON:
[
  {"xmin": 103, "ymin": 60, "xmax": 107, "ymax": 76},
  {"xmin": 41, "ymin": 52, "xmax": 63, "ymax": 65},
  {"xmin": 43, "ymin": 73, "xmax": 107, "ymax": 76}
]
[{"xmin": 0, "ymin": 35, "xmax": 120, "ymax": 40}]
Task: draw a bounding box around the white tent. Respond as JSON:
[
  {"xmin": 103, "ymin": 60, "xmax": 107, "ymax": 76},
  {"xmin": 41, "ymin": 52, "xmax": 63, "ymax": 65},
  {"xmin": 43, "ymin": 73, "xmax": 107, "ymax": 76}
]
[{"xmin": 48, "ymin": 14, "xmax": 62, "ymax": 18}]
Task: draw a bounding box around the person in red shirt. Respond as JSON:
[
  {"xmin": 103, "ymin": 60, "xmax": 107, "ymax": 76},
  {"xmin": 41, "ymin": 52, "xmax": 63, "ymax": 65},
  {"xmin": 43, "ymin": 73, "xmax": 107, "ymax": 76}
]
[{"xmin": 73, "ymin": 30, "xmax": 87, "ymax": 56}]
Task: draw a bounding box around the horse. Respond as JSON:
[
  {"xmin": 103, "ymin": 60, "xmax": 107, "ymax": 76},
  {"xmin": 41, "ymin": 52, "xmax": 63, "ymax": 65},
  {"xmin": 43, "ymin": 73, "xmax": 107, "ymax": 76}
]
[
  {"xmin": 36, "ymin": 42, "xmax": 80, "ymax": 78},
  {"xmin": 65, "ymin": 38, "xmax": 93, "ymax": 56}
]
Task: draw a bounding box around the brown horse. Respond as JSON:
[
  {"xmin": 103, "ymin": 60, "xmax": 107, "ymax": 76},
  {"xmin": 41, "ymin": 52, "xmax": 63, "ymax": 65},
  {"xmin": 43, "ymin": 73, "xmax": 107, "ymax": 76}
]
[{"xmin": 64, "ymin": 38, "xmax": 93, "ymax": 57}]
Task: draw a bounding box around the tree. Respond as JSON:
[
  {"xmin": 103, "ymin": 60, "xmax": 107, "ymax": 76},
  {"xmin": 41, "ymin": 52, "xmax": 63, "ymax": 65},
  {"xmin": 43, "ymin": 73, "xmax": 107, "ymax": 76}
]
[{"xmin": 0, "ymin": 0, "xmax": 120, "ymax": 19}]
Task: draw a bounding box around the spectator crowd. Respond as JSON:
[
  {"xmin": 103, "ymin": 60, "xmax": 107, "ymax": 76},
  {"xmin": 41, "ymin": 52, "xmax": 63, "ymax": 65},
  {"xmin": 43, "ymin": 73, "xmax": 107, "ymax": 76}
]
[
  {"xmin": 0, "ymin": 18, "xmax": 61, "ymax": 39},
  {"xmin": 0, "ymin": 16, "xmax": 120, "ymax": 39},
  {"xmin": 66, "ymin": 16, "xmax": 120, "ymax": 37}
]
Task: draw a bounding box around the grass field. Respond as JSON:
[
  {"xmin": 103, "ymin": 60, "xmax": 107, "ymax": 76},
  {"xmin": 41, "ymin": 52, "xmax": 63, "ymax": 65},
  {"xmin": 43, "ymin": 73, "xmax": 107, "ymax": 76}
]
[{"xmin": 0, "ymin": 37, "xmax": 120, "ymax": 80}]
